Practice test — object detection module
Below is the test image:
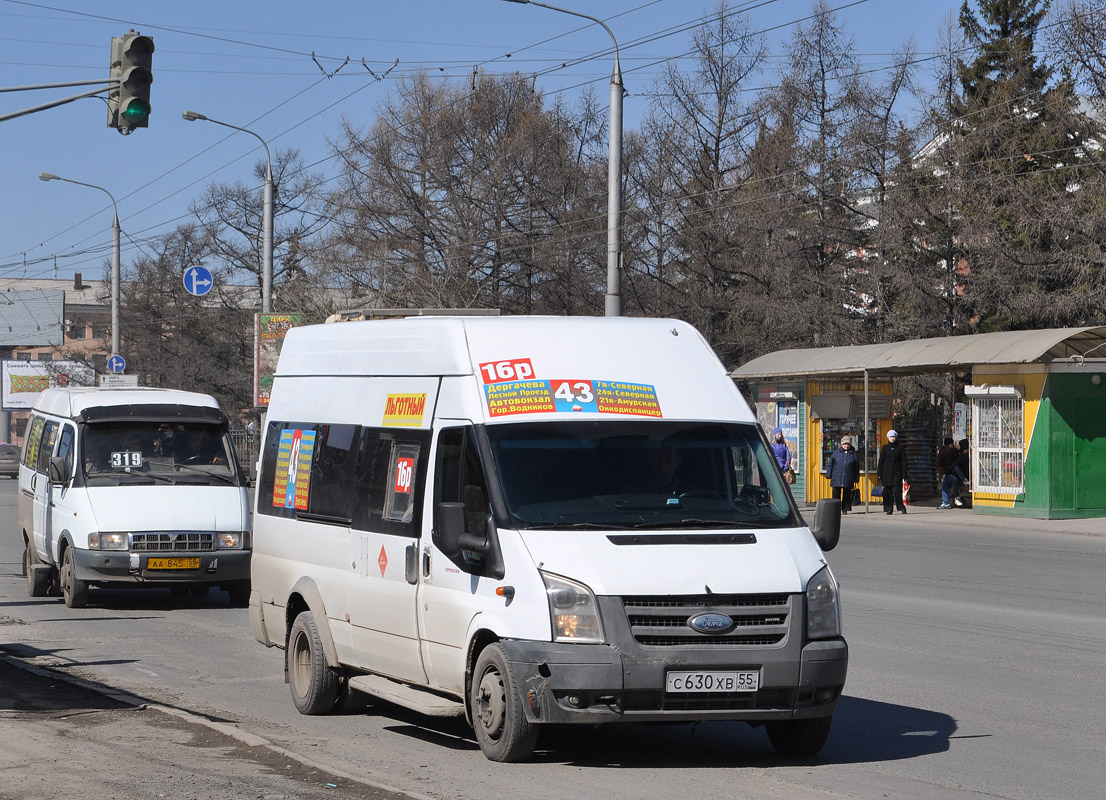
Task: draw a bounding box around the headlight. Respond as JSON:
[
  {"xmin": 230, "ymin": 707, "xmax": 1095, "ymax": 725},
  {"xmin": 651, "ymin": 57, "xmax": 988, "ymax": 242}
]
[
  {"xmin": 88, "ymin": 532, "xmax": 128, "ymax": 550},
  {"xmin": 541, "ymin": 571, "xmax": 604, "ymax": 643},
  {"xmin": 216, "ymin": 532, "xmax": 246, "ymax": 549},
  {"xmin": 806, "ymin": 565, "xmax": 842, "ymax": 639}
]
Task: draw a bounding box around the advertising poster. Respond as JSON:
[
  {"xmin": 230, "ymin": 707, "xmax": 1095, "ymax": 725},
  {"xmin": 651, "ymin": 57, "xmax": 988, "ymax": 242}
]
[
  {"xmin": 254, "ymin": 312, "xmax": 302, "ymax": 407},
  {"xmin": 1, "ymin": 359, "xmax": 96, "ymax": 410}
]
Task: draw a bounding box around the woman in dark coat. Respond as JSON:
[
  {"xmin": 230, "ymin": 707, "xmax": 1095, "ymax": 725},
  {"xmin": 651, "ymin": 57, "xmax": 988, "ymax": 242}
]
[
  {"xmin": 877, "ymin": 429, "xmax": 907, "ymax": 514},
  {"xmin": 826, "ymin": 436, "xmax": 860, "ymax": 514}
]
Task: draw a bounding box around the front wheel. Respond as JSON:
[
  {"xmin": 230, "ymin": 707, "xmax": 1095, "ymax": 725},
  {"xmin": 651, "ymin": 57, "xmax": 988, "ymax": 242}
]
[
  {"xmin": 470, "ymin": 643, "xmax": 538, "ymax": 762},
  {"xmin": 59, "ymin": 546, "xmax": 89, "ymax": 609},
  {"xmin": 287, "ymin": 611, "xmax": 338, "ymax": 715},
  {"xmin": 766, "ymin": 715, "xmax": 833, "ymax": 757}
]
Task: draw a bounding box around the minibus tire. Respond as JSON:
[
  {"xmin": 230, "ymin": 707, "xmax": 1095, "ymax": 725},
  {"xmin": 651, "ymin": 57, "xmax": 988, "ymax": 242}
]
[
  {"xmin": 470, "ymin": 643, "xmax": 538, "ymax": 762},
  {"xmin": 25, "ymin": 542, "xmax": 49, "ymax": 598},
  {"xmin": 766, "ymin": 715, "xmax": 833, "ymax": 757},
  {"xmin": 288, "ymin": 611, "xmax": 338, "ymax": 715},
  {"xmin": 60, "ymin": 547, "xmax": 89, "ymax": 609}
]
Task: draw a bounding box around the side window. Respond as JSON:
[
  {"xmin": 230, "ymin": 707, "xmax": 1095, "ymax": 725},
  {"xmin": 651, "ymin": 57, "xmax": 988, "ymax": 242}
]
[
  {"xmin": 352, "ymin": 428, "xmax": 428, "ymax": 536},
  {"xmin": 434, "ymin": 427, "xmax": 491, "ymax": 540},
  {"xmin": 256, "ymin": 419, "xmax": 427, "ymax": 535},
  {"xmin": 22, "ymin": 416, "xmax": 45, "ymax": 469},
  {"xmin": 36, "ymin": 421, "xmax": 59, "ymax": 474},
  {"xmin": 56, "ymin": 426, "xmax": 76, "ymax": 478},
  {"xmin": 257, "ymin": 421, "xmax": 319, "ymax": 520},
  {"xmin": 306, "ymin": 423, "xmax": 359, "ymax": 523}
]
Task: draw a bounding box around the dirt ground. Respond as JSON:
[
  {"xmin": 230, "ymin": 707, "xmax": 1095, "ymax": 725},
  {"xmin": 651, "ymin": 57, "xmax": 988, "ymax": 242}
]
[{"xmin": 0, "ymin": 657, "xmax": 409, "ymax": 800}]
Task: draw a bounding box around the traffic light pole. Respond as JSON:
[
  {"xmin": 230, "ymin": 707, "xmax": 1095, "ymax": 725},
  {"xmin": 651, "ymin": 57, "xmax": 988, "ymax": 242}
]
[{"xmin": 0, "ymin": 84, "xmax": 113, "ymax": 124}]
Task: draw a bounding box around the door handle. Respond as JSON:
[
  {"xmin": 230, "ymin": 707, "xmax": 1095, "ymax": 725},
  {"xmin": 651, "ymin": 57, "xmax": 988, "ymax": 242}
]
[{"xmin": 422, "ymin": 548, "xmax": 431, "ymax": 577}]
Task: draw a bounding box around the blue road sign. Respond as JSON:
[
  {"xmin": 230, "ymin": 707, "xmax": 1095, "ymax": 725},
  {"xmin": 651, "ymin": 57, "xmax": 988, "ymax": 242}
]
[
  {"xmin": 108, "ymin": 354, "xmax": 126, "ymax": 374},
  {"xmin": 183, "ymin": 265, "xmax": 214, "ymax": 297}
]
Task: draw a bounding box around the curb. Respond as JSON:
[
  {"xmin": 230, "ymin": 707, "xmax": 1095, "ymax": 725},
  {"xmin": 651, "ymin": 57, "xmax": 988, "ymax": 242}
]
[{"xmin": 0, "ymin": 654, "xmax": 436, "ymax": 800}]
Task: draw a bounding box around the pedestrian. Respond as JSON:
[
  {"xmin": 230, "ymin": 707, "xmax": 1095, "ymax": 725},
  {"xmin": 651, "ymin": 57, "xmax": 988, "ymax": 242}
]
[
  {"xmin": 953, "ymin": 438, "xmax": 970, "ymax": 507},
  {"xmin": 936, "ymin": 437, "xmax": 959, "ymax": 509},
  {"xmin": 826, "ymin": 436, "xmax": 860, "ymax": 514},
  {"xmin": 770, "ymin": 427, "xmax": 791, "ymax": 473},
  {"xmin": 876, "ymin": 429, "xmax": 908, "ymax": 515}
]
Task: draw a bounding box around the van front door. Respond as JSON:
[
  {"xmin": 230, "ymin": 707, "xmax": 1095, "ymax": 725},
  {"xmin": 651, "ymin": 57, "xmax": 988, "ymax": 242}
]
[
  {"xmin": 417, "ymin": 426, "xmax": 499, "ymax": 694},
  {"xmin": 32, "ymin": 420, "xmax": 59, "ymax": 561}
]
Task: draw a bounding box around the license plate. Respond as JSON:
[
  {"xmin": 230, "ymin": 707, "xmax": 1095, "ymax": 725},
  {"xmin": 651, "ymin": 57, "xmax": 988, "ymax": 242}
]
[
  {"xmin": 147, "ymin": 557, "xmax": 200, "ymax": 570},
  {"xmin": 666, "ymin": 670, "xmax": 759, "ymax": 693}
]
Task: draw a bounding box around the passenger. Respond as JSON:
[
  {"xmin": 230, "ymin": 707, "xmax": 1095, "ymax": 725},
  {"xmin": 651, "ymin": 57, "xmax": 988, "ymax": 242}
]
[
  {"xmin": 826, "ymin": 437, "xmax": 860, "ymax": 514},
  {"xmin": 877, "ymin": 430, "xmax": 908, "ymax": 515}
]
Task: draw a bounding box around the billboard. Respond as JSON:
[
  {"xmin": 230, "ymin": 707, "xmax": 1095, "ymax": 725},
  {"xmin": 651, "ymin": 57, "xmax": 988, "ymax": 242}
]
[
  {"xmin": 2, "ymin": 359, "xmax": 96, "ymax": 410},
  {"xmin": 254, "ymin": 312, "xmax": 302, "ymax": 407}
]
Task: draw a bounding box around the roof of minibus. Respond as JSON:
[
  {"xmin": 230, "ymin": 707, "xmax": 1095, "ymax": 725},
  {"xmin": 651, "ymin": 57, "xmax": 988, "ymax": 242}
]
[
  {"xmin": 275, "ymin": 316, "xmax": 752, "ymax": 423},
  {"xmin": 32, "ymin": 387, "xmax": 221, "ymax": 419}
]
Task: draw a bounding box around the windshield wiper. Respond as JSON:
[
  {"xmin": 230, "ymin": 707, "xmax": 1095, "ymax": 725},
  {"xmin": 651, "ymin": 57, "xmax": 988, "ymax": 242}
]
[
  {"xmin": 521, "ymin": 521, "xmax": 626, "ymax": 530},
  {"xmin": 631, "ymin": 518, "xmax": 760, "ymax": 529},
  {"xmin": 172, "ymin": 463, "xmax": 238, "ymax": 485}
]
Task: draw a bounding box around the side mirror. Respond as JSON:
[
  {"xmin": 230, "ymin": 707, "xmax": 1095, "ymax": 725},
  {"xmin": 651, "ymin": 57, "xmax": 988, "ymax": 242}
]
[
  {"xmin": 811, "ymin": 497, "xmax": 841, "ymax": 551},
  {"xmin": 47, "ymin": 456, "xmax": 71, "ymax": 486},
  {"xmin": 433, "ymin": 503, "xmax": 506, "ymax": 580},
  {"xmin": 434, "ymin": 502, "xmax": 466, "ymax": 558}
]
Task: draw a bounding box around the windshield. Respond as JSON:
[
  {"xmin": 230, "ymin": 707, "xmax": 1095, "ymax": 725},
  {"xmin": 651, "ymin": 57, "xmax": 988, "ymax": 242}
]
[
  {"xmin": 81, "ymin": 420, "xmax": 240, "ymax": 486},
  {"xmin": 485, "ymin": 420, "xmax": 799, "ymax": 530}
]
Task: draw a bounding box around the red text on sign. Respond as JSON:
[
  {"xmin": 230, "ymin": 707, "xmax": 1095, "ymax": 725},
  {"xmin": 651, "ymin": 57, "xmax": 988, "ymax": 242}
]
[{"xmin": 478, "ymin": 358, "xmax": 535, "ymax": 384}]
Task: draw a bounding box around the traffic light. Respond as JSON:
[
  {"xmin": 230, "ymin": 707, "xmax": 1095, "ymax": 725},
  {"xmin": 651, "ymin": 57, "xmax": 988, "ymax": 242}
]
[{"xmin": 108, "ymin": 30, "xmax": 154, "ymax": 133}]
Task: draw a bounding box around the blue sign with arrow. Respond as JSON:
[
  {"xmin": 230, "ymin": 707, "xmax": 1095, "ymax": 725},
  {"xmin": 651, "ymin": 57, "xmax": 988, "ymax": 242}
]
[
  {"xmin": 108, "ymin": 354, "xmax": 126, "ymax": 374},
  {"xmin": 183, "ymin": 265, "xmax": 214, "ymax": 297}
]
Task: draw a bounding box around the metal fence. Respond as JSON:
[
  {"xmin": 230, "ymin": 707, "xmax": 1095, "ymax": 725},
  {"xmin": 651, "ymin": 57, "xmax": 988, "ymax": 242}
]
[{"xmin": 229, "ymin": 426, "xmax": 258, "ymax": 484}]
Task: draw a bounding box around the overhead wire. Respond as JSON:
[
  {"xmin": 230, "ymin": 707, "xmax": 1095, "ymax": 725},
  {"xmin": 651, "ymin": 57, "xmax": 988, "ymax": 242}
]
[{"xmin": 1, "ymin": 0, "xmax": 1088, "ymax": 284}]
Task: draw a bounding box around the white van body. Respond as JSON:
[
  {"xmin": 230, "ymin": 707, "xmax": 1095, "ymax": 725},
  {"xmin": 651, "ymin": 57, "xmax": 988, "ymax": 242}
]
[
  {"xmin": 19, "ymin": 387, "xmax": 251, "ymax": 608},
  {"xmin": 251, "ymin": 317, "xmax": 846, "ymax": 761}
]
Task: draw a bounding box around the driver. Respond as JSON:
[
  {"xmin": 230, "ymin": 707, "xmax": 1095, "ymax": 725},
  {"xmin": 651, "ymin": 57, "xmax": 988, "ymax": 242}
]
[{"xmin": 644, "ymin": 445, "xmax": 684, "ymax": 494}]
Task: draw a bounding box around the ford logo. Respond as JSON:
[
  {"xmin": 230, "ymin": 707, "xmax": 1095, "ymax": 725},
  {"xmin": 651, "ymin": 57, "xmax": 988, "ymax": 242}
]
[{"xmin": 688, "ymin": 612, "xmax": 734, "ymax": 634}]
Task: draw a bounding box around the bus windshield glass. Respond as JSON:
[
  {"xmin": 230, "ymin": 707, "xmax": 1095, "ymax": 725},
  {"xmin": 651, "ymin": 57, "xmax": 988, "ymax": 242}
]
[
  {"xmin": 82, "ymin": 420, "xmax": 240, "ymax": 486},
  {"xmin": 485, "ymin": 420, "xmax": 799, "ymax": 530}
]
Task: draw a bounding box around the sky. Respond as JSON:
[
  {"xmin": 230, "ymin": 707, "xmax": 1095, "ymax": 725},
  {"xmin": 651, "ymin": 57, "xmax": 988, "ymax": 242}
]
[{"xmin": 0, "ymin": 0, "xmax": 963, "ymax": 288}]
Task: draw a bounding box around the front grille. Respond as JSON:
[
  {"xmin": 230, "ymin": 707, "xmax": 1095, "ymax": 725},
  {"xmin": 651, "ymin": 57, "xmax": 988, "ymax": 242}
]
[
  {"xmin": 130, "ymin": 532, "xmax": 215, "ymax": 552},
  {"xmin": 622, "ymin": 593, "xmax": 791, "ymax": 647}
]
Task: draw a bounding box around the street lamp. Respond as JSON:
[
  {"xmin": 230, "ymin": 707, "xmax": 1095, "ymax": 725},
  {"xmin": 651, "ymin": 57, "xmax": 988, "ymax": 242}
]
[
  {"xmin": 504, "ymin": 0, "xmax": 623, "ymax": 316},
  {"xmin": 39, "ymin": 173, "xmax": 122, "ymax": 359},
  {"xmin": 182, "ymin": 110, "xmax": 273, "ymax": 313}
]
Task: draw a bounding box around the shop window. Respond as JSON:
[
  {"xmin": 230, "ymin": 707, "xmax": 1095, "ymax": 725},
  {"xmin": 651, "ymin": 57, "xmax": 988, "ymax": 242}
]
[{"xmin": 971, "ymin": 394, "xmax": 1024, "ymax": 494}]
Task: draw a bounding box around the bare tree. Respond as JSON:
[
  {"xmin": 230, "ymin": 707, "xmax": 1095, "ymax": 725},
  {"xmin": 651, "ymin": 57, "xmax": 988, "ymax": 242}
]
[
  {"xmin": 191, "ymin": 148, "xmax": 330, "ymax": 313},
  {"xmin": 324, "ymin": 72, "xmax": 605, "ymax": 315}
]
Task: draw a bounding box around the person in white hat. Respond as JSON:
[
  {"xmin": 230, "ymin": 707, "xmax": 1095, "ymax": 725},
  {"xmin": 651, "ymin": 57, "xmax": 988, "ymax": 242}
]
[{"xmin": 876, "ymin": 429, "xmax": 907, "ymax": 514}]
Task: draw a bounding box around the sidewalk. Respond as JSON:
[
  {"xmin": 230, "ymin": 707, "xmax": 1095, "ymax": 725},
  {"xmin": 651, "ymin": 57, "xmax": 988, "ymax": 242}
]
[{"xmin": 835, "ymin": 500, "xmax": 1106, "ymax": 537}]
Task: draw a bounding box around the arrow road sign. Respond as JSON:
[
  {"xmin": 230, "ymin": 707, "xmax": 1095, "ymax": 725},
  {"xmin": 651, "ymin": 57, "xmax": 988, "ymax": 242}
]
[
  {"xmin": 183, "ymin": 265, "xmax": 214, "ymax": 297},
  {"xmin": 108, "ymin": 354, "xmax": 126, "ymax": 374}
]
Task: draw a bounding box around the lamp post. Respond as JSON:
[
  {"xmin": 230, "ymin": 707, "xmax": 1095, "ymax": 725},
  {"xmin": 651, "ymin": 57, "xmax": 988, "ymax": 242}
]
[
  {"xmin": 39, "ymin": 173, "xmax": 121, "ymax": 359},
  {"xmin": 182, "ymin": 110, "xmax": 273, "ymax": 313},
  {"xmin": 504, "ymin": 0, "xmax": 623, "ymax": 316}
]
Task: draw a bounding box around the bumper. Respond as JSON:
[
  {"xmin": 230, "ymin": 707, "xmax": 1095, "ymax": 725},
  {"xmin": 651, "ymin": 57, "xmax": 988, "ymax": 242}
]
[
  {"xmin": 72, "ymin": 548, "xmax": 251, "ymax": 585},
  {"xmin": 497, "ymin": 637, "xmax": 848, "ymax": 726}
]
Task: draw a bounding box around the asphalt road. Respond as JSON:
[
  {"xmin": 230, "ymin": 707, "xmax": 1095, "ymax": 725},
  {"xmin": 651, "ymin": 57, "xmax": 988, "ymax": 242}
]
[{"xmin": 2, "ymin": 478, "xmax": 1105, "ymax": 800}]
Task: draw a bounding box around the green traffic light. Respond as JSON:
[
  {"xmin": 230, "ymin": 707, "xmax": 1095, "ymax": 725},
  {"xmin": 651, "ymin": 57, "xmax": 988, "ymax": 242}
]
[{"xmin": 121, "ymin": 99, "xmax": 151, "ymax": 126}]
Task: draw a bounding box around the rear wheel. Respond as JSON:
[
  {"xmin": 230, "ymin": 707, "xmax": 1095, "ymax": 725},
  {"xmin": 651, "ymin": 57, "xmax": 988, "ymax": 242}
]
[
  {"xmin": 470, "ymin": 643, "xmax": 537, "ymax": 762},
  {"xmin": 766, "ymin": 715, "xmax": 833, "ymax": 757},
  {"xmin": 59, "ymin": 546, "xmax": 89, "ymax": 609},
  {"xmin": 287, "ymin": 611, "xmax": 338, "ymax": 715},
  {"xmin": 24, "ymin": 540, "xmax": 49, "ymax": 598}
]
